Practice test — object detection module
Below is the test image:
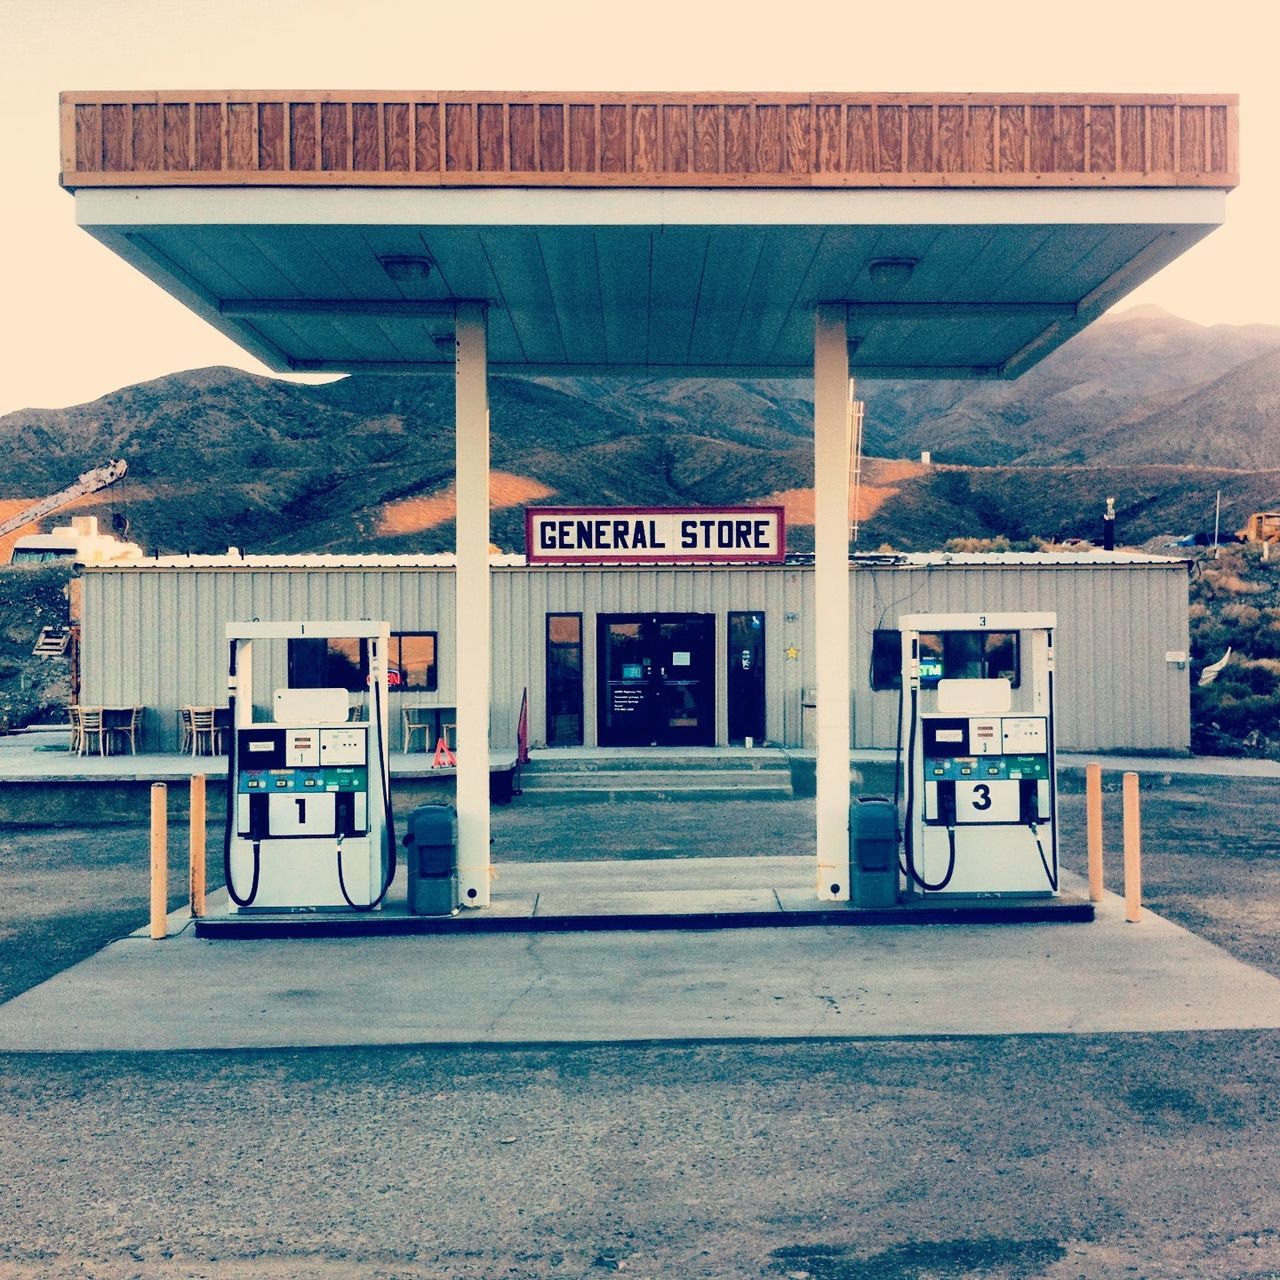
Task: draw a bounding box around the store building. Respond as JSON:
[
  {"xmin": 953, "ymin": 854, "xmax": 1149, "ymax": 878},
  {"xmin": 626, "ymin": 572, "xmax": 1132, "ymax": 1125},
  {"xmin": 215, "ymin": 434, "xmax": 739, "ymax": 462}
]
[{"xmin": 80, "ymin": 549, "xmax": 1191, "ymax": 756}]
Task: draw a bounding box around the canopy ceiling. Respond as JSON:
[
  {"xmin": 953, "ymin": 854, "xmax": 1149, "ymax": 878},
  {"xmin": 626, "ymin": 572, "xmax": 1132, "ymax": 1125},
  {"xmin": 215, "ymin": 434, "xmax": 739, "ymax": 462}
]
[{"xmin": 62, "ymin": 92, "xmax": 1236, "ymax": 378}]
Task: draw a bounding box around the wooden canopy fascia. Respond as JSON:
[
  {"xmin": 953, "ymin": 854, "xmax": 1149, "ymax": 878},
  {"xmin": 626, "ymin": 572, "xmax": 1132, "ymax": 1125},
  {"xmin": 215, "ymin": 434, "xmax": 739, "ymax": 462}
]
[{"xmin": 60, "ymin": 90, "xmax": 1239, "ymax": 191}]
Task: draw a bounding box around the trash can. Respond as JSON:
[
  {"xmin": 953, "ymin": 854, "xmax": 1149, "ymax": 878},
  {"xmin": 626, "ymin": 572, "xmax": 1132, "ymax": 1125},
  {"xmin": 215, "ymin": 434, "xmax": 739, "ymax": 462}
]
[
  {"xmin": 404, "ymin": 803, "xmax": 459, "ymax": 916},
  {"xmin": 850, "ymin": 795, "xmax": 898, "ymax": 908}
]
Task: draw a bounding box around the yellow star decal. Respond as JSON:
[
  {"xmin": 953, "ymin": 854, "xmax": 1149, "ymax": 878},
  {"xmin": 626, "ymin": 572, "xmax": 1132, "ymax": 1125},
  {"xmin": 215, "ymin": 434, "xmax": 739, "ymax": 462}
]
[{"xmin": 784, "ymin": 645, "xmax": 800, "ymax": 661}]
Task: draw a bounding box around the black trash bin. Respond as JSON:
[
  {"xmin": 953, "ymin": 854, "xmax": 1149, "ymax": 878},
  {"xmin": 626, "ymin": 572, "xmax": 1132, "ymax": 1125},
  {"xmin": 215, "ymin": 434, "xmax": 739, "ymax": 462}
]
[
  {"xmin": 849, "ymin": 795, "xmax": 899, "ymax": 908},
  {"xmin": 404, "ymin": 803, "xmax": 459, "ymax": 916}
]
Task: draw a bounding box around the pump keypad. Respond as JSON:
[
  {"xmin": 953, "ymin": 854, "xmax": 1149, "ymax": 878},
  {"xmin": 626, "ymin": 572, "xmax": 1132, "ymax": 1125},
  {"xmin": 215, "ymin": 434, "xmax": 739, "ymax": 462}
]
[
  {"xmin": 239, "ymin": 766, "xmax": 369, "ymax": 794},
  {"xmin": 927, "ymin": 754, "xmax": 1047, "ymax": 781}
]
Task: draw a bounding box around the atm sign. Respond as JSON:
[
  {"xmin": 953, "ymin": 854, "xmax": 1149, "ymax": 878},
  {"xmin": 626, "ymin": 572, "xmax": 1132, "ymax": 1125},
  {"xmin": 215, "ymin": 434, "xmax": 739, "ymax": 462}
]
[{"xmin": 526, "ymin": 507, "xmax": 785, "ymax": 565}]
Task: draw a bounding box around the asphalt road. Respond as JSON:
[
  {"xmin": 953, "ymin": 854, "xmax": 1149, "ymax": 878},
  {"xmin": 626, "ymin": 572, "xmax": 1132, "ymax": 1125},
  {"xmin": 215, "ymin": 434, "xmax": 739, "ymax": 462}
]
[{"xmin": 1, "ymin": 776, "xmax": 1278, "ymax": 1278}]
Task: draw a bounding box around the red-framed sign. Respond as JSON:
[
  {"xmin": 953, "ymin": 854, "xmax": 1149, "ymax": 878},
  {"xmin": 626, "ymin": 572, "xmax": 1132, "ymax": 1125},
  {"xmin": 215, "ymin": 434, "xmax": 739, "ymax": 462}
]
[{"xmin": 526, "ymin": 506, "xmax": 786, "ymax": 565}]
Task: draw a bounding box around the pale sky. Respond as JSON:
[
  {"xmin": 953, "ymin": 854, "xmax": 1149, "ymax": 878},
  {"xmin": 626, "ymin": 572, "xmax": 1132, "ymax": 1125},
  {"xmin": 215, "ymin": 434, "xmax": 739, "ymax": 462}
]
[{"xmin": 1, "ymin": 0, "xmax": 1276, "ymax": 416}]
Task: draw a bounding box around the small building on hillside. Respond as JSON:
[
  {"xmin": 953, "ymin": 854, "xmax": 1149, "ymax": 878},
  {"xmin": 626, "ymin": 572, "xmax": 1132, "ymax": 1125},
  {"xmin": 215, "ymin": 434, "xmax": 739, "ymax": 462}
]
[{"xmin": 80, "ymin": 548, "xmax": 1191, "ymax": 755}]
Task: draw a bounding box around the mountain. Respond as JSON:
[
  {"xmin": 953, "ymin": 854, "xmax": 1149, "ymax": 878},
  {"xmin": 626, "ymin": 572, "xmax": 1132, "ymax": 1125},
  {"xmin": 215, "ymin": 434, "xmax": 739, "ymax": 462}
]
[
  {"xmin": 1, "ymin": 308, "xmax": 1278, "ymax": 556},
  {"xmin": 858, "ymin": 308, "xmax": 1280, "ymax": 466},
  {"xmin": 1026, "ymin": 344, "xmax": 1280, "ymax": 470}
]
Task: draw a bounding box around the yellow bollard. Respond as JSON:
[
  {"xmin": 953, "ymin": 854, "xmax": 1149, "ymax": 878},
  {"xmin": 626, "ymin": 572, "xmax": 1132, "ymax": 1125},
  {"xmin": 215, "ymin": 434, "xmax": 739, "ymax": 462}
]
[
  {"xmin": 189, "ymin": 774, "xmax": 206, "ymax": 918},
  {"xmin": 1086, "ymin": 762, "xmax": 1104, "ymax": 903},
  {"xmin": 1123, "ymin": 771, "xmax": 1142, "ymax": 923},
  {"xmin": 150, "ymin": 783, "xmax": 168, "ymax": 940}
]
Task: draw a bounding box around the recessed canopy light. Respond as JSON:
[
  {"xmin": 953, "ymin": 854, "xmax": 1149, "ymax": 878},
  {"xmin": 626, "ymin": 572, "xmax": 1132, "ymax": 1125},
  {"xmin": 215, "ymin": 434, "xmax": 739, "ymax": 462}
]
[
  {"xmin": 868, "ymin": 257, "xmax": 918, "ymax": 287},
  {"xmin": 379, "ymin": 255, "xmax": 433, "ymax": 283},
  {"xmin": 432, "ymin": 332, "xmax": 456, "ymax": 352}
]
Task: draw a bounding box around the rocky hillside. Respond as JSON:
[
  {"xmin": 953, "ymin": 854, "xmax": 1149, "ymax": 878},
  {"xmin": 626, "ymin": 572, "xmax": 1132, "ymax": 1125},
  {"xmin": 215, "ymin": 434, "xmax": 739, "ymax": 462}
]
[
  {"xmin": 1187, "ymin": 543, "xmax": 1280, "ymax": 760},
  {"xmin": 0, "ymin": 565, "xmax": 74, "ymax": 733},
  {"xmin": 0, "ymin": 307, "xmax": 1277, "ymax": 557}
]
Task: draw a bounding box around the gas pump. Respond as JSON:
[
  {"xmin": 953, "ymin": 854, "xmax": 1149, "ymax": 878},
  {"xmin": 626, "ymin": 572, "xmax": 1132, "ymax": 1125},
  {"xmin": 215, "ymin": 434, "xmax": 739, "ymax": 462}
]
[
  {"xmin": 223, "ymin": 620, "xmax": 395, "ymax": 912},
  {"xmin": 898, "ymin": 611, "xmax": 1059, "ymax": 898}
]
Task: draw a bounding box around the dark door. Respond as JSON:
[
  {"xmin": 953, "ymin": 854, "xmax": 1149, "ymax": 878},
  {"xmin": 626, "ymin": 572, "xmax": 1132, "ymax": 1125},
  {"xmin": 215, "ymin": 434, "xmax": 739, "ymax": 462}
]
[
  {"xmin": 727, "ymin": 611, "xmax": 766, "ymax": 743},
  {"xmin": 598, "ymin": 614, "xmax": 715, "ymax": 746}
]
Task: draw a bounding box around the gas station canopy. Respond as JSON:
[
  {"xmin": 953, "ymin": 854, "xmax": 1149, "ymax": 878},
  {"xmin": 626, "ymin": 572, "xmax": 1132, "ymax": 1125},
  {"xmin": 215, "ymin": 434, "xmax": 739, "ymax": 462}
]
[
  {"xmin": 61, "ymin": 91, "xmax": 1237, "ymax": 379},
  {"xmin": 58, "ymin": 88, "xmax": 1238, "ymax": 909}
]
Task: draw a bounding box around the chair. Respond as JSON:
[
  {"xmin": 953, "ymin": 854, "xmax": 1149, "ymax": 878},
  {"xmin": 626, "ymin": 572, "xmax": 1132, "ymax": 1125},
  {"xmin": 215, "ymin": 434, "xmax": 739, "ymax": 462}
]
[
  {"xmin": 110, "ymin": 706, "xmax": 142, "ymax": 755},
  {"xmin": 178, "ymin": 706, "xmax": 194, "ymax": 755},
  {"xmin": 76, "ymin": 707, "xmax": 110, "ymax": 757},
  {"xmin": 67, "ymin": 705, "xmax": 82, "ymax": 754},
  {"xmin": 402, "ymin": 707, "xmax": 434, "ymax": 753},
  {"xmin": 189, "ymin": 706, "xmax": 222, "ymax": 756}
]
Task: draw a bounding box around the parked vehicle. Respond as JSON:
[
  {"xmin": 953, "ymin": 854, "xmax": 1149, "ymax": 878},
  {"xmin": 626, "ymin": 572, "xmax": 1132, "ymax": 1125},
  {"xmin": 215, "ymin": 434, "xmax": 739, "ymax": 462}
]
[
  {"xmin": 1237, "ymin": 512, "xmax": 1280, "ymax": 545},
  {"xmin": 9, "ymin": 515, "xmax": 142, "ymax": 566}
]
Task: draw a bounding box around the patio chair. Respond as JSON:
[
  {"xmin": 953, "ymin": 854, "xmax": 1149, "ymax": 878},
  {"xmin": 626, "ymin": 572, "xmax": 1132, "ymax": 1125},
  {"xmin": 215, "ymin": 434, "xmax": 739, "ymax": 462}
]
[
  {"xmin": 178, "ymin": 706, "xmax": 194, "ymax": 754},
  {"xmin": 67, "ymin": 705, "xmax": 82, "ymax": 754},
  {"xmin": 110, "ymin": 706, "xmax": 142, "ymax": 755},
  {"xmin": 189, "ymin": 706, "xmax": 222, "ymax": 756},
  {"xmin": 76, "ymin": 707, "xmax": 110, "ymax": 757},
  {"xmin": 402, "ymin": 707, "xmax": 435, "ymax": 753}
]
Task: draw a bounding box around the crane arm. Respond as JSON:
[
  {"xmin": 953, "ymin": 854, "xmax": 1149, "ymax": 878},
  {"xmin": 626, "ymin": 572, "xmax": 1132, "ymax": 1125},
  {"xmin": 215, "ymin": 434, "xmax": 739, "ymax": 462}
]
[{"xmin": 0, "ymin": 460, "xmax": 128, "ymax": 540}]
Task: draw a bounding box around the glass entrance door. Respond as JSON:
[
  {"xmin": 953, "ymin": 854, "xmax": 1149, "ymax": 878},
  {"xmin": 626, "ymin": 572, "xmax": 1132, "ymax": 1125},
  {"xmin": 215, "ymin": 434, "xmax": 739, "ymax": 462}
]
[{"xmin": 598, "ymin": 614, "xmax": 715, "ymax": 747}]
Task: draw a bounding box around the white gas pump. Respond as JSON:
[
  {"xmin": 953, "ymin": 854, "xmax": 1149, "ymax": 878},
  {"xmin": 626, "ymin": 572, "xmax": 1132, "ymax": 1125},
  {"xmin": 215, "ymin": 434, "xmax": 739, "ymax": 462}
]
[
  {"xmin": 222, "ymin": 620, "xmax": 395, "ymax": 912},
  {"xmin": 898, "ymin": 611, "xmax": 1059, "ymax": 898}
]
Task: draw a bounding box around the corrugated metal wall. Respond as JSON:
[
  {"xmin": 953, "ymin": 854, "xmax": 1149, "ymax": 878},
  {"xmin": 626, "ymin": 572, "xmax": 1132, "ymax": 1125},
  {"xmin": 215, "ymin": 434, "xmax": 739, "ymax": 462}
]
[
  {"xmin": 82, "ymin": 561, "xmax": 1189, "ymax": 754},
  {"xmin": 849, "ymin": 564, "xmax": 1190, "ymax": 751},
  {"xmin": 83, "ymin": 568, "xmax": 456, "ymax": 752}
]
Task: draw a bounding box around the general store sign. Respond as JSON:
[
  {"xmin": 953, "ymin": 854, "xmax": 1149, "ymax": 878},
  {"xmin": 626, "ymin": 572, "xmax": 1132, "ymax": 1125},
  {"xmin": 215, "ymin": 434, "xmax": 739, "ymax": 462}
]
[{"xmin": 526, "ymin": 507, "xmax": 786, "ymax": 565}]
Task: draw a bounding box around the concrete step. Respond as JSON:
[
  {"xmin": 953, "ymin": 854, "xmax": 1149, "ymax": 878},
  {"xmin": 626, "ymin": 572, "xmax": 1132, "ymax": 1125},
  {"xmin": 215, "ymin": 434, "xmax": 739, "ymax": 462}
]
[
  {"xmin": 517, "ymin": 767, "xmax": 794, "ymax": 801},
  {"xmin": 524, "ymin": 750, "xmax": 790, "ymax": 774}
]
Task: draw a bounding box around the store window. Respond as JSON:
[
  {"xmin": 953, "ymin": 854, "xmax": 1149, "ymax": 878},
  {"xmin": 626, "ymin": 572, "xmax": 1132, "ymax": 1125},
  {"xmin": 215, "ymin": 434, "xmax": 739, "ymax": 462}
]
[
  {"xmin": 287, "ymin": 632, "xmax": 437, "ymax": 693},
  {"xmin": 870, "ymin": 629, "xmax": 1019, "ymax": 691},
  {"xmin": 389, "ymin": 632, "xmax": 438, "ymax": 692},
  {"xmin": 288, "ymin": 636, "xmax": 366, "ymax": 692},
  {"xmin": 546, "ymin": 614, "xmax": 583, "ymax": 746}
]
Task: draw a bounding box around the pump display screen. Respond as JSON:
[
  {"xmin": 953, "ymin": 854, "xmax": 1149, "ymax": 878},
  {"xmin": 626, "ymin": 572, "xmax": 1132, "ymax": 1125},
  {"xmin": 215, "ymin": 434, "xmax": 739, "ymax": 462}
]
[{"xmin": 923, "ymin": 718, "xmax": 971, "ymax": 757}]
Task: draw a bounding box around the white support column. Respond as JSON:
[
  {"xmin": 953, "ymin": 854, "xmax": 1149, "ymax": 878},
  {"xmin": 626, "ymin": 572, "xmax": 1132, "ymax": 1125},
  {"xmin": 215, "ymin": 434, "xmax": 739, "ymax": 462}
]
[
  {"xmin": 454, "ymin": 302, "xmax": 491, "ymax": 907},
  {"xmin": 813, "ymin": 304, "xmax": 851, "ymax": 901}
]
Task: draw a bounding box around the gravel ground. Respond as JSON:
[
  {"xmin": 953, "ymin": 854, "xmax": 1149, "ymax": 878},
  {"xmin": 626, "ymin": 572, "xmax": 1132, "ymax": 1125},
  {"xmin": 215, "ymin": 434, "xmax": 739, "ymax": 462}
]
[
  {"xmin": 0, "ymin": 1035, "xmax": 1278, "ymax": 1279},
  {"xmin": 1, "ymin": 777, "xmax": 1278, "ymax": 1278}
]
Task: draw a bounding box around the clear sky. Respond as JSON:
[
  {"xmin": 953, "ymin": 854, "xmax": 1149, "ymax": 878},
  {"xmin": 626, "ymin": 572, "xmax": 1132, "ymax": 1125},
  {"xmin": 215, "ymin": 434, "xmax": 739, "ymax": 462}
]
[{"xmin": 0, "ymin": 0, "xmax": 1275, "ymax": 416}]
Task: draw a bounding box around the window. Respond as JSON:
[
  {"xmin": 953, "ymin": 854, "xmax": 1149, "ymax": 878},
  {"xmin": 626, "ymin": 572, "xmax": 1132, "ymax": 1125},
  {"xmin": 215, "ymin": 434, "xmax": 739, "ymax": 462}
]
[
  {"xmin": 727, "ymin": 611, "xmax": 766, "ymax": 743},
  {"xmin": 870, "ymin": 629, "xmax": 1020, "ymax": 691},
  {"xmin": 288, "ymin": 636, "xmax": 366, "ymax": 692},
  {"xmin": 389, "ymin": 632, "xmax": 437, "ymax": 692},
  {"xmin": 870, "ymin": 630, "xmax": 904, "ymax": 692},
  {"xmin": 545, "ymin": 614, "xmax": 583, "ymax": 746},
  {"xmin": 287, "ymin": 632, "xmax": 438, "ymax": 693},
  {"xmin": 10, "ymin": 547, "xmax": 76, "ymax": 563}
]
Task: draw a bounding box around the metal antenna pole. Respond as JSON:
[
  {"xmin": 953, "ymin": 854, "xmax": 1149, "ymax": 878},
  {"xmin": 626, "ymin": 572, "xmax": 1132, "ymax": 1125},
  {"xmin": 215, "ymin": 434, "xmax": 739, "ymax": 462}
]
[{"xmin": 848, "ymin": 382, "xmax": 864, "ymax": 545}]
